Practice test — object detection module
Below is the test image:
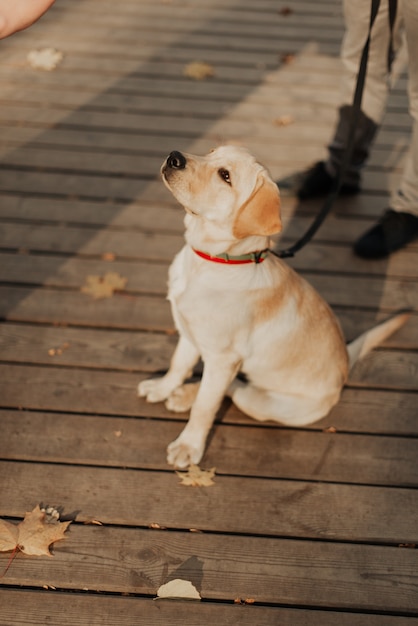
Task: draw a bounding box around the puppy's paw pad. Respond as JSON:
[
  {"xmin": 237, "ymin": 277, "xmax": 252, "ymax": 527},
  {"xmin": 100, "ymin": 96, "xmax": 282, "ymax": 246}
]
[{"xmin": 166, "ymin": 383, "xmax": 199, "ymax": 413}]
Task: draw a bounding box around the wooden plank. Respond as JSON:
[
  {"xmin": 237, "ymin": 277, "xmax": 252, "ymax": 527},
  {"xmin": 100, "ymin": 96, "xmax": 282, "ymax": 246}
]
[
  {"xmin": 0, "ymin": 286, "xmax": 173, "ymax": 331},
  {"xmin": 0, "ymin": 170, "xmax": 411, "ymax": 225},
  {"xmin": 1, "ymin": 409, "xmax": 417, "ymax": 487},
  {"xmin": 0, "ymin": 223, "xmax": 182, "ymax": 261},
  {"xmin": 0, "ymin": 125, "xmax": 409, "ymax": 175},
  {"xmin": 48, "ymin": 0, "xmax": 345, "ymax": 28},
  {"xmin": 0, "ymin": 169, "xmax": 155, "ymax": 203},
  {"xmin": 0, "ymin": 322, "xmax": 416, "ymax": 387},
  {"xmin": 0, "ymin": 106, "xmax": 409, "ymax": 159},
  {"xmin": 0, "ymin": 286, "xmax": 417, "ymax": 350},
  {"xmin": 0, "ymin": 324, "xmax": 176, "ymax": 371},
  {"xmin": 1, "ymin": 364, "xmax": 417, "ymax": 435},
  {"xmin": 1, "ymin": 461, "xmax": 417, "ymax": 544},
  {"xmin": 0, "ymin": 524, "xmax": 416, "ymax": 612},
  {"xmin": 0, "ymin": 193, "xmax": 413, "ymax": 248},
  {"xmin": 1, "ymin": 222, "xmax": 417, "ymax": 279},
  {"xmin": 1, "ymin": 195, "xmax": 416, "ymax": 248},
  {"xmin": 350, "ymin": 350, "xmax": 418, "ymax": 390},
  {"xmin": 2, "ymin": 590, "xmax": 416, "ymax": 626},
  {"xmin": 1, "ymin": 252, "xmax": 417, "ymax": 312},
  {"xmin": 1, "ymin": 40, "xmax": 280, "ymax": 70},
  {"xmin": 0, "ymin": 194, "xmax": 185, "ymax": 227},
  {"xmin": 19, "ymin": 7, "xmax": 344, "ymax": 44},
  {"xmin": 0, "ymin": 254, "xmax": 169, "ymax": 294},
  {"xmin": 1, "ymin": 523, "xmax": 417, "ymax": 612}
]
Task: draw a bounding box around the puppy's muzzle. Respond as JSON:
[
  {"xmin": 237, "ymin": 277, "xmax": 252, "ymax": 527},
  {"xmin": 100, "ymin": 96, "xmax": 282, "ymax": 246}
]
[{"xmin": 166, "ymin": 151, "xmax": 187, "ymax": 170}]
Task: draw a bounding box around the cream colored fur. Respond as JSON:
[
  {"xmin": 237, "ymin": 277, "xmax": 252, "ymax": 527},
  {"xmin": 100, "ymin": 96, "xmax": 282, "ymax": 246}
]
[{"xmin": 138, "ymin": 146, "xmax": 410, "ymax": 468}]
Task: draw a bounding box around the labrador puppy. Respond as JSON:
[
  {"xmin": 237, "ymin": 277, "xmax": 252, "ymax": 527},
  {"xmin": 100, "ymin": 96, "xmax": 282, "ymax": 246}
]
[{"xmin": 138, "ymin": 145, "xmax": 409, "ymax": 468}]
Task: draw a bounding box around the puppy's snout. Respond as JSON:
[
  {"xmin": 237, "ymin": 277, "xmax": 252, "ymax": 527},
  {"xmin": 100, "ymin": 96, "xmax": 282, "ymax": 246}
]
[{"xmin": 166, "ymin": 151, "xmax": 187, "ymax": 170}]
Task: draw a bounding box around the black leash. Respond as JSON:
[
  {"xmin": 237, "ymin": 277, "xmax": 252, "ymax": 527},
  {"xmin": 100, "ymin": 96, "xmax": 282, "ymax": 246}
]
[{"xmin": 275, "ymin": 0, "xmax": 396, "ymax": 259}]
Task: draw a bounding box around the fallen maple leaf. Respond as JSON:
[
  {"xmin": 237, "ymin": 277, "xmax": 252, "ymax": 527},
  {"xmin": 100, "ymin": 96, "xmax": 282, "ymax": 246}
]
[
  {"xmin": 156, "ymin": 578, "xmax": 201, "ymax": 600},
  {"xmin": 27, "ymin": 48, "xmax": 63, "ymax": 71},
  {"xmin": 176, "ymin": 464, "xmax": 216, "ymax": 487},
  {"xmin": 183, "ymin": 61, "xmax": 215, "ymax": 80},
  {"xmin": 0, "ymin": 505, "xmax": 71, "ymax": 557},
  {"xmin": 81, "ymin": 272, "xmax": 128, "ymax": 299}
]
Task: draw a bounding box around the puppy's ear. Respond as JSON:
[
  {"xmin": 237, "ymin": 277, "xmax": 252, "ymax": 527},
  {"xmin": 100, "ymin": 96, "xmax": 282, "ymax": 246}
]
[{"xmin": 233, "ymin": 174, "xmax": 282, "ymax": 239}]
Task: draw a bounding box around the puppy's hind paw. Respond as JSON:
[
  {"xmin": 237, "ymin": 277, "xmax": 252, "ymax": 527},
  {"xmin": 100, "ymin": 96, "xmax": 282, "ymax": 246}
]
[{"xmin": 165, "ymin": 382, "xmax": 200, "ymax": 413}]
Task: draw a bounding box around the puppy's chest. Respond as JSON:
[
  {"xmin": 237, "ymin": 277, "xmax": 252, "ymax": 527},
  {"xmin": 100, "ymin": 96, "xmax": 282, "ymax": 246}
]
[{"xmin": 167, "ymin": 251, "xmax": 245, "ymax": 328}]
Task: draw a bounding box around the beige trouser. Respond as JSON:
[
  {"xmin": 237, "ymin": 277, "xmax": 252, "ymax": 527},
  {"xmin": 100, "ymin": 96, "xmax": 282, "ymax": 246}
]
[{"xmin": 340, "ymin": 0, "xmax": 418, "ymax": 215}]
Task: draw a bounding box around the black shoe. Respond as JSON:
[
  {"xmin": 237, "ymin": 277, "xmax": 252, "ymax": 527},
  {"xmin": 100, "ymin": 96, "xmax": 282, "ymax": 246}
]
[
  {"xmin": 354, "ymin": 209, "xmax": 418, "ymax": 259},
  {"xmin": 297, "ymin": 161, "xmax": 360, "ymax": 200}
]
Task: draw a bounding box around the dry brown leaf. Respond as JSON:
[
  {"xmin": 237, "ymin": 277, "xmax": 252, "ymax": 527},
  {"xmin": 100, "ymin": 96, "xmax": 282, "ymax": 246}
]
[
  {"xmin": 183, "ymin": 61, "xmax": 215, "ymax": 80},
  {"xmin": 149, "ymin": 522, "xmax": 167, "ymax": 530},
  {"xmin": 48, "ymin": 342, "xmax": 70, "ymax": 357},
  {"xmin": 27, "ymin": 48, "xmax": 63, "ymax": 71},
  {"xmin": 176, "ymin": 464, "xmax": 216, "ymax": 487},
  {"xmin": 234, "ymin": 597, "xmax": 255, "ymax": 604},
  {"xmin": 83, "ymin": 518, "xmax": 103, "ymax": 526},
  {"xmin": 273, "ymin": 115, "xmax": 295, "ymax": 127},
  {"xmin": 156, "ymin": 578, "xmax": 201, "ymax": 600},
  {"xmin": 81, "ymin": 272, "xmax": 127, "ymax": 300},
  {"xmin": 0, "ymin": 505, "xmax": 71, "ymax": 557},
  {"xmin": 281, "ymin": 53, "xmax": 296, "ymax": 65}
]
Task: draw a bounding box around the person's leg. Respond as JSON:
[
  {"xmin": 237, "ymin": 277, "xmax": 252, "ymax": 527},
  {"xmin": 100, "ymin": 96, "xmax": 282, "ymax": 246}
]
[
  {"xmin": 354, "ymin": 0, "xmax": 418, "ymax": 257},
  {"xmin": 390, "ymin": 0, "xmax": 418, "ymax": 217},
  {"xmin": 298, "ymin": 0, "xmax": 399, "ymax": 199}
]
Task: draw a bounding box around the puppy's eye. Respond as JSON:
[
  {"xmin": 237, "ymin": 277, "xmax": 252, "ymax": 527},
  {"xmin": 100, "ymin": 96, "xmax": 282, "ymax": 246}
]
[{"xmin": 218, "ymin": 168, "xmax": 231, "ymax": 185}]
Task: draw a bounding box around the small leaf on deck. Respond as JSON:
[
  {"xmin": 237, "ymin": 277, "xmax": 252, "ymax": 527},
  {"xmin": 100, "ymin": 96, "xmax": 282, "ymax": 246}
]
[
  {"xmin": 176, "ymin": 464, "xmax": 216, "ymax": 487},
  {"xmin": 183, "ymin": 61, "xmax": 215, "ymax": 80},
  {"xmin": 27, "ymin": 48, "xmax": 63, "ymax": 71},
  {"xmin": 156, "ymin": 578, "xmax": 201, "ymax": 600},
  {"xmin": 81, "ymin": 272, "xmax": 128, "ymax": 300}
]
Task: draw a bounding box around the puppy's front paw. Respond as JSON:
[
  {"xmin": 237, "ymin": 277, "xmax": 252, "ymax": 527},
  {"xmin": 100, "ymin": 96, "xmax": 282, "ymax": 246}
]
[
  {"xmin": 165, "ymin": 382, "xmax": 200, "ymax": 413},
  {"xmin": 137, "ymin": 378, "xmax": 173, "ymax": 403},
  {"xmin": 167, "ymin": 434, "xmax": 205, "ymax": 469}
]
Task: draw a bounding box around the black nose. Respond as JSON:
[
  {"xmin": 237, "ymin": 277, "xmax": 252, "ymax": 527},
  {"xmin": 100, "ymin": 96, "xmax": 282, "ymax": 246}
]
[{"xmin": 166, "ymin": 150, "xmax": 186, "ymax": 170}]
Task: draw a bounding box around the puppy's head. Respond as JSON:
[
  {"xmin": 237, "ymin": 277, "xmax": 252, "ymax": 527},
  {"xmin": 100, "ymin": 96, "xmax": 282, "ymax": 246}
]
[{"xmin": 161, "ymin": 146, "xmax": 281, "ymax": 239}]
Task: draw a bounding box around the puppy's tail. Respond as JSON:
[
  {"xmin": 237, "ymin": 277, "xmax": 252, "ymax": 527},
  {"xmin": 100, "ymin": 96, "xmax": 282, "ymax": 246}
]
[{"xmin": 347, "ymin": 310, "xmax": 411, "ymax": 371}]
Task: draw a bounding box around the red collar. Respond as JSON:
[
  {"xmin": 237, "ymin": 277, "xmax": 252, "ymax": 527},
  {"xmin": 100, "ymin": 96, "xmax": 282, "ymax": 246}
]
[{"xmin": 193, "ymin": 248, "xmax": 269, "ymax": 264}]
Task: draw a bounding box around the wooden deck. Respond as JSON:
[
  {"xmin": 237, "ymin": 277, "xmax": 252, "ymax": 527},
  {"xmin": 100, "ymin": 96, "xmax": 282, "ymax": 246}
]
[{"xmin": 0, "ymin": 0, "xmax": 417, "ymax": 623}]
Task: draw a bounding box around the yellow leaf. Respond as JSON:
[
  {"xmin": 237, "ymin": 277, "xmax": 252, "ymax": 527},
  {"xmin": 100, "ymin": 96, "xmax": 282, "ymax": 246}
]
[
  {"xmin": 176, "ymin": 464, "xmax": 216, "ymax": 487},
  {"xmin": 0, "ymin": 519, "xmax": 19, "ymax": 552},
  {"xmin": 183, "ymin": 61, "xmax": 215, "ymax": 80},
  {"xmin": 0, "ymin": 505, "xmax": 71, "ymax": 558},
  {"xmin": 81, "ymin": 272, "xmax": 128, "ymax": 299}
]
